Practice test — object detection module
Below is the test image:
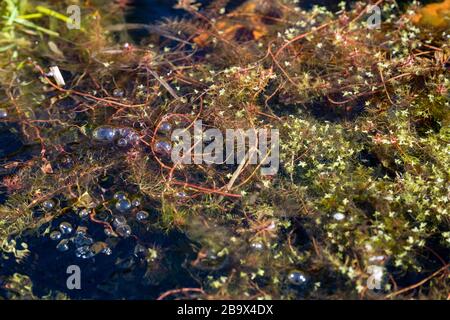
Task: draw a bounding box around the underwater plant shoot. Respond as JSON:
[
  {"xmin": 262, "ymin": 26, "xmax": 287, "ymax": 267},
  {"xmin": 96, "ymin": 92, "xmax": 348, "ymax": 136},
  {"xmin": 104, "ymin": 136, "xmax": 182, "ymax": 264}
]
[{"xmin": 0, "ymin": 0, "xmax": 448, "ymax": 310}]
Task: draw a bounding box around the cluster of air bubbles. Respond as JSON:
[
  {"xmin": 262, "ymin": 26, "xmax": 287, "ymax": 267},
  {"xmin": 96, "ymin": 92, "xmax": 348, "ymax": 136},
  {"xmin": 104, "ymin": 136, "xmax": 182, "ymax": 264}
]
[
  {"xmin": 114, "ymin": 191, "xmax": 133, "ymax": 213},
  {"xmin": 153, "ymin": 120, "xmax": 174, "ymax": 156},
  {"xmin": 0, "ymin": 108, "xmax": 8, "ymax": 119},
  {"xmin": 111, "ymin": 192, "xmax": 133, "ymax": 237},
  {"xmin": 50, "ymin": 220, "xmax": 111, "ymax": 259},
  {"xmin": 287, "ymin": 271, "xmax": 307, "ymax": 286},
  {"xmin": 92, "ymin": 126, "xmax": 139, "ymax": 148}
]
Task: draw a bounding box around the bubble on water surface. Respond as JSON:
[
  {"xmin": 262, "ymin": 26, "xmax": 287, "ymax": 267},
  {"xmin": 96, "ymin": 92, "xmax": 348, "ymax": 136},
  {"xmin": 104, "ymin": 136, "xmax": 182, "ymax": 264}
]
[
  {"xmin": 154, "ymin": 140, "xmax": 172, "ymax": 154},
  {"xmin": 288, "ymin": 271, "xmax": 307, "ymax": 286},
  {"xmin": 116, "ymin": 199, "xmax": 132, "ymax": 212},
  {"xmin": 117, "ymin": 138, "xmax": 128, "ymax": 148},
  {"xmin": 74, "ymin": 233, "xmax": 94, "ymax": 247},
  {"xmin": 136, "ymin": 210, "xmax": 149, "ymax": 221},
  {"xmin": 75, "ymin": 245, "xmax": 95, "ymax": 259},
  {"xmin": 333, "ymin": 212, "xmax": 345, "ymax": 221},
  {"xmin": 93, "ymin": 126, "xmax": 117, "ymax": 142},
  {"xmin": 42, "ymin": 199, "xmax": 56, "ymax": 211},
  {"xmin": 78, "ymin": 208, "xmax": 90, "ymax": 219},
  {"xmin": 113, "ymin": 215, "xmax": 127, "ymax": 228},
  {"xmin": 250, "ymin": 241, "xmax": 264, "ymax": 251},
  {"xmin": 113, "ymin": 88, "xmax": 124, "ymax": 98},
  {"xmin": 59, "ymin": 222, "xmax": 73, "ymax": 235},
  {"xmin": 159, "ymin": 122, "xmax": 172, "ymax": 133},
  {"xmin": 49, "ymin": 231, "xmax": 62, "ymax": 241},
  {"xmin": 134, "ymin": 244, "xmax": 147, "ymax": 257},
  {"xmin": 56, "ymin": 239, "xmax": 70, "ymax": 252},
  {"xmin": 116, "ymin": 224, "xmax": 132, "ymax": 238},
  {"xmin": 113, "ymin": 191, "xmax": 128, "ymax": 201},
  {"xmin": 131, "ymin": 198, "xmax": 141, "ymax": 207}
]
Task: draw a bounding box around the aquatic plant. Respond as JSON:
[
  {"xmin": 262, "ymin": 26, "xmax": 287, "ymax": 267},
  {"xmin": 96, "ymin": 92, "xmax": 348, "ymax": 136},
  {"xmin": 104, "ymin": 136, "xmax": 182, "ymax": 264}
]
[{"xmin": 0, "ymin": 0, "xmax": 448, "ymax": 299}]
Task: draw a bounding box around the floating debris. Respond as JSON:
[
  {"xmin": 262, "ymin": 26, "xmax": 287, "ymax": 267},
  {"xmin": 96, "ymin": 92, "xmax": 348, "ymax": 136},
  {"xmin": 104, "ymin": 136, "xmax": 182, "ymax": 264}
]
[{"xmin": 48, "ymin": 66, "xmax": 65, "ymax": 86}]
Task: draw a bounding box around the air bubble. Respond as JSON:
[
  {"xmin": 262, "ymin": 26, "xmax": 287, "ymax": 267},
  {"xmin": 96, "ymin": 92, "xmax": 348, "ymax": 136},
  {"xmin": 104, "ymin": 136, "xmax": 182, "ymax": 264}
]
[
  {"xmin": 0, "ymin": 108, "xmax": 8, "ymax": 119},
  {"xmin": 113, "ymin": 191, "xmax": 127, "ymax": 201},
  {"xmin": 42, "ymin": 199, "xmax": 56, "ymax": 211},
  {"xmin": 49, "ymin": 231, "xmax": 62, "ymax": 241},
  {"xmin": 159, "ymin": 122, "xmax": 172, "ymax": 133},
  {"xmin": 56, "ymin": 239, "xmax": 70, "ymax": 252},
  {"xmin": 154, "ymin": 140, "xmax": 172, "ymax": 154},
  {"xmin": 288, "ymin": 271, "xmax": 307, "ymax": 286},
  {"xmin": 93, "ymin": 126, "xmax": 117, "ymax": 142},
  {"xmin": 116, "ymin": 224, "xmax": 131, "ymax": 238},
  {"xmin": 59, "ymin": 222, "xmax": 73, "ymax": 235},
  {"xmin": 115, "ymin": 199, "xmax": 132, "ymax": 212},
  {"xmin": 136, "ymin": 210, "xmax": 149, "ymax": 221},
  {"xmin": 112, "ymin": 215, "xmax": 127, "ymax": 228}
]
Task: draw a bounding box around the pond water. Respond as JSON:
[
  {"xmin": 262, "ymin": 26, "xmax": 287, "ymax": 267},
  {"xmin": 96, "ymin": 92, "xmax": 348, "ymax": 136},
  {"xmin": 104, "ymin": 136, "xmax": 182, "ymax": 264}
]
[{"xmin": 0, "ymin": 0, "xmax": 442, "ymax": 300}]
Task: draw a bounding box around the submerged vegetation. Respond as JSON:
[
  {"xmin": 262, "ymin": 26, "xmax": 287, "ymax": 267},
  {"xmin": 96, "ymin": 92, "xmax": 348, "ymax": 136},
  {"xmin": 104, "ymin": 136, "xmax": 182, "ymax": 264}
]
[{"xmin": 0, "ymin": 0, "xmax": 448, "ymax": 299}]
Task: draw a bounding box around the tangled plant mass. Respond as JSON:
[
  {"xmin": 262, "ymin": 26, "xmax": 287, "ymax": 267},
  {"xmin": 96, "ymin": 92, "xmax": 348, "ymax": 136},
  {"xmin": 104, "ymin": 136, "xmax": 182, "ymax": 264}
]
[{"xmin": 0, "ymin": 0, "xmax": 448, "ymax": 299}]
